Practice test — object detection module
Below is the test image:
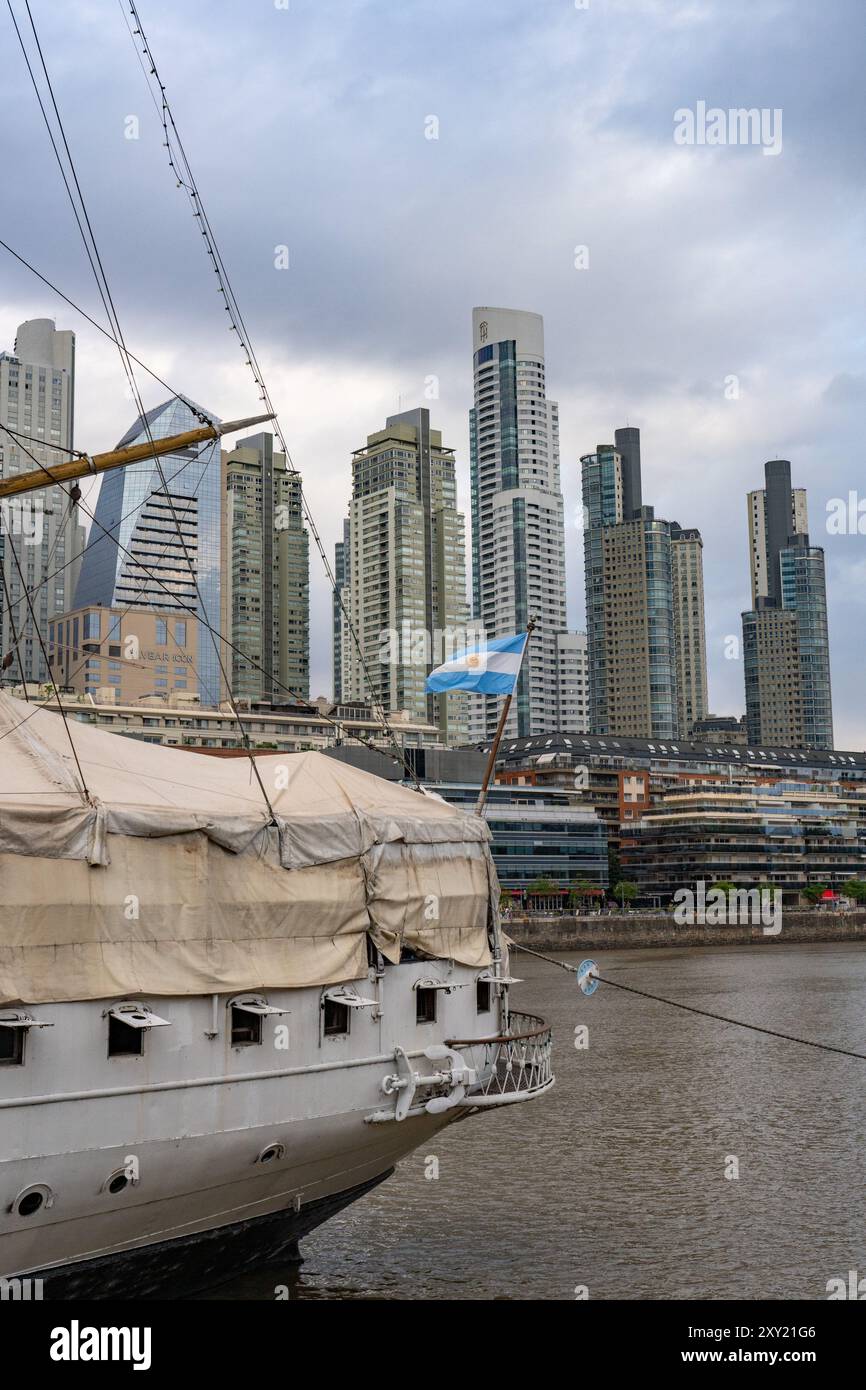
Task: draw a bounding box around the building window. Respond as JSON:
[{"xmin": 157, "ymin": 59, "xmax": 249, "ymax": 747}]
[
  {"xmin": 476, "ymin": 980, "xmax": 491, "ymax": 1014},
  {"xmin": 83, "ymin": 611, "xmax": 101, "ymax": 640},
  {"xmin": 155, "ymin": 618, "xmax": 167, "ymax": 644},
  {"xmin": 175, "ymin": 620, "xmax": 186, "ymax": 645},
  {"xmin": 416, "ymin": 988, "xmax": 437, "ymax": 1024},
  {"xmin": 323, "ymin": 998, "xmax": 350, "ymax": 1036}
]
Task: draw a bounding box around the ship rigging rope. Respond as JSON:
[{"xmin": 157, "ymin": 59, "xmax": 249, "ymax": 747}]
[
  {"xmin": 0, "ymin": 425, "xmax": 422, "ymax": 775},
  {"xmin": 118, "ymin": 0, "xmax": 424, "ymax": 793},
  {"xmin": 0, "ymin": 467, "xmax": 76, "ymax": 674},
  {"xmin": 8, "ymin": 0, "xmax": 280, "ymax": 820},
  {"xmin": 509, "ymin": 941, "xmax": 866, "ymax": 1061},
  {"xmin": 0, "ymin": 562, "xmax": 28, "ymax": 693},
  {"xmin": 1, "ymin": 20, "xmax": 423, "ymax": 791},
  {"xmin": 0, "ymin": 248, "xmax": 431, "ymax": 767},
  {"xmin": 0, "ymin": 236, "xmax": 205, "ymax": 418},
  {"xmin": 0, "ymin": 509, "xmax": 91, "ymax": 797},
  {"xmin": 0, "ymin": 428, "xmax": 217, "ymax": 705}
]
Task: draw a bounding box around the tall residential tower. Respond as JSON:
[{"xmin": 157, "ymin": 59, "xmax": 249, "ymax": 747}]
[
  {"xmin": 581, "ymin": 428, "xmax": 708, "ymax": 739},
  {"xmin": 342, "ymin": 407, "xmax": 469, "ymax": 744},
  {"xmin": 221, "ymin": 432, "xmax": 309, "ymax": 703},
  {"xmin": 469, "ymin": 307, "xmax": 566, "ymax": 739},
  {"xmin": 742, "ymin": 460, "xmax": 832, "ymax": 748}
]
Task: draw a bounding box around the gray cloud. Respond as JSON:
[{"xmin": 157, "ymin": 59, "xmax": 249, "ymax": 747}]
[{"xmin": 2, "ymin": 0, "xmax": 864, "ymax": 745}]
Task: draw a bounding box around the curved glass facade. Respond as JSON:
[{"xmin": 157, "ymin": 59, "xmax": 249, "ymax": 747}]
[{"xmin": 73, "ymin": 396, "xmax": 222, "ymax": 704}]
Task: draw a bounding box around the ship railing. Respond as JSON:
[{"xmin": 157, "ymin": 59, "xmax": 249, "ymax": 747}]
[{"xmin": 446, "ymin": 1010, "xmax": 554, "ymax": 1108}]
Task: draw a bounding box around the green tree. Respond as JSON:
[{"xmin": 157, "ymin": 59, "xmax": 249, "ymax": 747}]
[
  {"xmin": 568, "ymin": 878, "xmax": 597, "ymax": 907},
  {"xmin": 527, "ymin": 877, "xmax": 557, "ymax": 895},
  {"xmin": 801, "ymin": 883, "xmax": 829, "ymax": 905},
  {"xmin": 612, "ymin": 880, "xmax": 637, "ymax": 910},
  {"xmin": 842, "ymin": 879, "xmax": 866, "ymax": 903},
  {"xmin": 713, "ymin": 881, "xmax": 736, "ymax": 895}
]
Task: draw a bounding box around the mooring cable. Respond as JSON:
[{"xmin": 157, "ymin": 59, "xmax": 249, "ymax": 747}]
[{"xmin": 509, "ymin": 940, "xmax": 866, "ymax": 1061}]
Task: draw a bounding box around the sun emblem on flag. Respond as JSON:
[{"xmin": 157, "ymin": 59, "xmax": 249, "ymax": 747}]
[{"xmin": 466, "ymin": 653, "xmax": 481, "ymax": 668}]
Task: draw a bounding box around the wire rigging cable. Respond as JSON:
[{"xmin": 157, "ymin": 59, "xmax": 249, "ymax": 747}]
[
  {"xmin": 8, "ymin": 0, "xmax": 277, "ymax": 821},
  {"xmin": 0, "ymin": 420, "xmax": 423, "ymax": 774},
  {"xmin": 509, "ymin": 941, "xmax": 866, "ymax": 1062},
  {"xmin": 118, "ymin": 0, "xmax": 423, "ymax": 792},
  {"xmin": 0, "ymin": 245, "xmax": 429, "ymax": 763},
  {"xmin": 0, "ymin": 235, "xmax": 204, "ymax": 417}
]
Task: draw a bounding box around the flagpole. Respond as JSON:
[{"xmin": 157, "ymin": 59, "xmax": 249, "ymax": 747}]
[{"xmin": 474, "ymin": 618, "xmax": 535, "ymax": 818}]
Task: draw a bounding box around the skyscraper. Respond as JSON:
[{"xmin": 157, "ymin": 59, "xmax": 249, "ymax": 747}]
[
  {"xmin": 670, "ymin": 523, "xmax": 709, "ymax": 737},
  {"xmin": 73, "ymin": 396, "xmax": 223, "ymax": 705},
  {"xmin": 581, "ymin": 428, "xmax": 707, "ymax": 740},
  {"xmin": 343, "ymin": 407, "xmax": 468, "ymax": 744},
  {"xmin": 469, "ymin": 307, "xmax": 566, "ymax": 739},
  {"xmin": 742, "ymin": 460, "xmax": 833, "ymax": 749},
  {"xmin": 332, "ymin": 517, "xmax": 350, "ymax": 703},
  {"xmin": 221, "ymin": 432, "xmax": 309, "ymax": 703},
  {"xmin": 0, "ymin": 319, "xmax": 84, "ymax": 683},
  {"xmin": 747, "ymin": 481, "xmax": 808, "ymax": 606}
]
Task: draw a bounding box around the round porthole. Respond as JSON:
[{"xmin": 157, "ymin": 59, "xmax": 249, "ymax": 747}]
[
  {"xmin": 256, "ymin": 1142, "xmax": 285, "ymax": 1166},
  {"xmin": 101, "ymin": 1167, "xmax": 136, "ymax": 1196},
  {"xmin": 12, "ymin": 1184, "xmax": 53, "ymax": 1217}
]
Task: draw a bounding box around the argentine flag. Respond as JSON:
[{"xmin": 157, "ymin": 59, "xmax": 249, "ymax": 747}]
[{"xmin": 426, "ymin": 631, "xmax": 528, "ymax": 695}]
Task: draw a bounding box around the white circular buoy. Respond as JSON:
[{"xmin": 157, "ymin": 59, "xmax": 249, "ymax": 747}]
[{"xmin": 577, "ymin": 959, "xmax": 599, "ymax": 995}]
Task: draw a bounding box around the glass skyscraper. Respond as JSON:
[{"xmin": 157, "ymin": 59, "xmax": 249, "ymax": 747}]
[
  {"xmin": 742, "ymin": 460, "xmax": 833, "ymax": 750},
  {"xmin": 73, "ymin": 396, "xmax": 222, "ymax": 705}
]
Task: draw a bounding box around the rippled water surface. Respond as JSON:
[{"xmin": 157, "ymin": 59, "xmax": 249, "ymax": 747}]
[{"xmin": 209, "ymin": 942, "xmax": 866, "ymax": 1300}]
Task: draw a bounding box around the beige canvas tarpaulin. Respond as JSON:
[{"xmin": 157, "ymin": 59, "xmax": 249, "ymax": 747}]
[{"xmin": 0, "ymin": 694, "xmax": 494, "ymax": 1005}]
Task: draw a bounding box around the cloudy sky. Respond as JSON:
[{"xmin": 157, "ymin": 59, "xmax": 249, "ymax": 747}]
[{"xmin": 2, "ymin": 0, "xmax": 864, "ymax": 745}]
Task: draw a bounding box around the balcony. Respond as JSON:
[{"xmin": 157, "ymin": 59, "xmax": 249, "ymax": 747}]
[{"xmin": 448, "ymin": 1011, "xmax": 554, "ymax": 1108}]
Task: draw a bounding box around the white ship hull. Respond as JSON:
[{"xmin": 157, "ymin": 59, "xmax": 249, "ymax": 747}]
[{"xmin": 1, "ymin": 959, "xmax": 552, "ymax": 1297}]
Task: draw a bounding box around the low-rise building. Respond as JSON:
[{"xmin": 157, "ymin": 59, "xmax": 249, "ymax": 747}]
[
  {"xmin": 19, "ymin": 690, "xmax": 445, "ymax": 754},
  {"xmin": 47, "ymin": 603, "xmax": 198, "ymax": 703},
  {"xmin": 418, "ymin": 782, "xmax": 608, "ymax": 901},
  {"xmin": 621, "ymin": 783, "xmax": 866, "ymax": 900}
]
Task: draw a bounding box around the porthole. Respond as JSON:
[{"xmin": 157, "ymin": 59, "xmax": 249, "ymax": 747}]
[
  {"xmin": 256, "ymin": 1142, "xmax": 285, "ymax": 1166},
  {"xmin": 11, "ymin": 1184, "xmax": 53, "ymax": 1217},
  {"xmin": 101, "ymin": 1170, "xmax": 132, "ymax": 1196}
]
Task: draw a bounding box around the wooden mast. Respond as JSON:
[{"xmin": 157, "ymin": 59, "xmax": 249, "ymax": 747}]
[{"xmin": 0, "ymin": 413, "xmax": 275, "ymax": 500}]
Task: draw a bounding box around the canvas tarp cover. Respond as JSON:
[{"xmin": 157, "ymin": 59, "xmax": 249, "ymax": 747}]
[{"xmin": 0, "ymin": 695, "xmax": 494, "ymax": 1005}]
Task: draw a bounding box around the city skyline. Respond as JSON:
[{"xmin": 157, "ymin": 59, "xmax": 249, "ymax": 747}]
[
  {"xmin": 0, "ymin": 306, "xmax": 851, "ymax": 752},
  {"xmin": 1, "ymin": 2, "xmax": 864, "ymax": 742}
]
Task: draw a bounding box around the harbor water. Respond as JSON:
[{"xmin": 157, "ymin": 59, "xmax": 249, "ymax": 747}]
[{"xmin": 206, "ymin": 941, "xmax": 866, "ymax": 1300}]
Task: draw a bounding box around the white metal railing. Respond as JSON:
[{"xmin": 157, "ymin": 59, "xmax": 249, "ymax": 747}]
[{"xmin": 447, "ymin": 1011, "xmax": 554, "ymax": 1107}]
